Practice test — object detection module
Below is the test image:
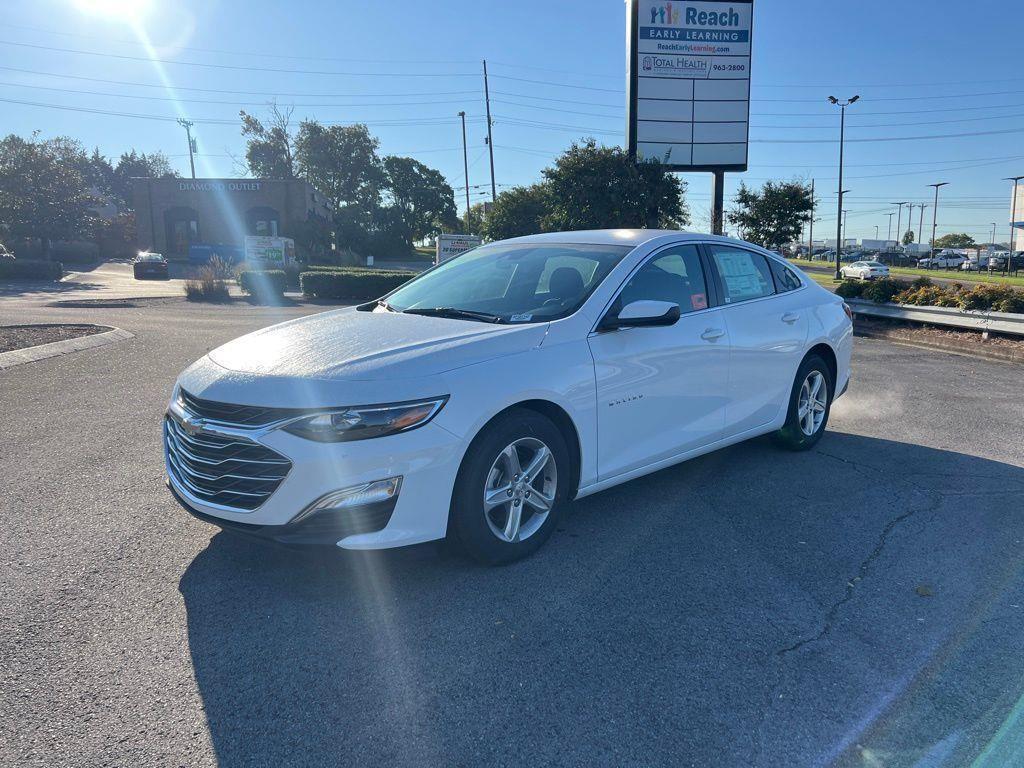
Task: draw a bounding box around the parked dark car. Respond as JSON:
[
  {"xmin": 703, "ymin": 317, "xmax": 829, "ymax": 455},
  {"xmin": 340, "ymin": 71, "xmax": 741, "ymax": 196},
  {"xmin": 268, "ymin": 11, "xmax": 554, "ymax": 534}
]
[{"xmin": 133, "ymin": 252, "xmax": 169, "ymax": 279}]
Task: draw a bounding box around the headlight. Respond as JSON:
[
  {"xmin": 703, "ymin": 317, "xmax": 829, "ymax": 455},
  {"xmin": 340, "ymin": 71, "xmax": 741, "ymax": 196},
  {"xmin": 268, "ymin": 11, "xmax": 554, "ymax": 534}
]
[{"xmin": 282, "ymin": 396, "xmax": 448, "ymax": 443}]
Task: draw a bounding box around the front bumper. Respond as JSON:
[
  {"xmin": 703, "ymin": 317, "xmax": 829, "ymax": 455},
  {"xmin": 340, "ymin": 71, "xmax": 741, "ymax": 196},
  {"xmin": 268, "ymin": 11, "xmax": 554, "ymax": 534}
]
[
  {"xmin": 165, "ymin": 410, "xmax": 466, "ymax": 550},
  {"xmin": 169, "ymin": 480, "xmax": 399, "ymax": 546}
]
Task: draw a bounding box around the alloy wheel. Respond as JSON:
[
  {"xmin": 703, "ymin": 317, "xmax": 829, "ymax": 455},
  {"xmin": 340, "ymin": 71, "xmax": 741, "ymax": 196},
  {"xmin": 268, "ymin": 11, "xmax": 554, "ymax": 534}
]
[
  {"xmin": 483, "ymin": 437, "xmax": 557, "ymax": 543},
  {"xmin": 797, "ymin": 371, "xmax": 828, "ymax": 436}
]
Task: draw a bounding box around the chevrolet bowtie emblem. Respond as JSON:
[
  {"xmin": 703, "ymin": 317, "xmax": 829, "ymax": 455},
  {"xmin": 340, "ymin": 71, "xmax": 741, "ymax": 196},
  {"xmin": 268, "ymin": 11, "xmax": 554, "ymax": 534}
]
[{"xmin": 179, "ymin": 413, "xmax": 206, "ymax": 437}]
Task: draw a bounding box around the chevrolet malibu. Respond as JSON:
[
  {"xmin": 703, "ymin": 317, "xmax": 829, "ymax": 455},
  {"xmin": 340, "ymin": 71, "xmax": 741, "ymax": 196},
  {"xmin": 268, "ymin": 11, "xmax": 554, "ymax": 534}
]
[{"xmin": 165, "ymin": 230, "xmax": 853, "ymax": 564}]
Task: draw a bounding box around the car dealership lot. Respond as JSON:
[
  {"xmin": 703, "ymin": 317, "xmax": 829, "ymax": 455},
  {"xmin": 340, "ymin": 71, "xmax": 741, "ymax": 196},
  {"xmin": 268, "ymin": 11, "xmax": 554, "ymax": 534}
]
[{"xmin": 3, "ymin": 299, "xmax": 1024, "ymax": 767}]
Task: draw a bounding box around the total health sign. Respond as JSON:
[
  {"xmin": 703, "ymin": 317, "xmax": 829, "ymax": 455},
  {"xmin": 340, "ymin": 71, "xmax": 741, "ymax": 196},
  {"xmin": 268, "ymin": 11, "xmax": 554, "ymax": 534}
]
[{"xmin": 627, "ymin": 0, "xmax": 754, "ymax": 171}]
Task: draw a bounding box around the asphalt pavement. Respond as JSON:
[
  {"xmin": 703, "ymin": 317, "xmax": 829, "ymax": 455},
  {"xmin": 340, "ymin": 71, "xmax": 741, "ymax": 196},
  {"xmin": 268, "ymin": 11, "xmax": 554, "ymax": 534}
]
[{"xmin": 2, "ymin": 295, "xmax": 1024, "ymax": 767}]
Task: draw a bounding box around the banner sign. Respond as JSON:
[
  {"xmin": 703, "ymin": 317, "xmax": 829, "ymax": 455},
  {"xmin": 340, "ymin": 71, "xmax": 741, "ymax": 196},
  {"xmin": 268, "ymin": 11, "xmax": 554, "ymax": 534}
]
[{"xmin": 627, "ymin": 0, "xmax": 754, "ymax": 171}]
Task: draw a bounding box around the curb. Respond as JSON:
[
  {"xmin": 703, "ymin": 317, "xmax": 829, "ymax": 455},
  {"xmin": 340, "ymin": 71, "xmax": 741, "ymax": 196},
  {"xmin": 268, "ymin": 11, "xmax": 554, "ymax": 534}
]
[
  {"xmin": 855, "ymin": 327, "xmax": 1024, "ymax": 365},
  {"xmin": 0, "ymin": 326, "xmax": 134, "ymax": 370}
]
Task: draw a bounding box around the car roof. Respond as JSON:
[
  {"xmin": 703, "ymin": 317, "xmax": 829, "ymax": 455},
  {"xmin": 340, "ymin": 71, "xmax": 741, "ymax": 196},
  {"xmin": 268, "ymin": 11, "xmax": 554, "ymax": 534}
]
[{"xmin": 497, "ymin": 229, "xmax": 763, "ymax": 250}]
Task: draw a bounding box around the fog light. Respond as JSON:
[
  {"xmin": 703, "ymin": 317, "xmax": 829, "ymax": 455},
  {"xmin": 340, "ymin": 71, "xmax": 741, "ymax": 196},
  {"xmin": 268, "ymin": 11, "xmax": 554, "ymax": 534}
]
[{"xmin": 291, "ymin": 477, "xmax": 402, "ymax": 524}]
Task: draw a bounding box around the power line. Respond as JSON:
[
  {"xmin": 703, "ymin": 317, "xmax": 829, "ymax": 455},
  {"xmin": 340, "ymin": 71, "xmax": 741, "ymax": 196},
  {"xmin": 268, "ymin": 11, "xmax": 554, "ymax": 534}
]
[
  {"xmin": 0, "ymin": 80, "xmax": 479, "ymax": 109},
  {"xmin": 0, "ymin": 40, "xmax": 480, "ymax": 78}
]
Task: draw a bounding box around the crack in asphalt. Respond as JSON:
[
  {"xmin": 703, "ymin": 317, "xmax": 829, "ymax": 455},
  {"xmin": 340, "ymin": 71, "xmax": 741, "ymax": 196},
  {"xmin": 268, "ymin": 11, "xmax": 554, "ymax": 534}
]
[{"xmin": 776, "ymin": 480, "xmax": 943, "ymax": 657}]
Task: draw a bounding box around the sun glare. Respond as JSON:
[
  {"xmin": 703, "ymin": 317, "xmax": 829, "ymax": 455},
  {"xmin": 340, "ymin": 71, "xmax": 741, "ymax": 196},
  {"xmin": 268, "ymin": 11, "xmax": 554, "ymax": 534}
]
[{"xmin": 73, "ymin": 0, "xmax": 152, "ymax": 21}]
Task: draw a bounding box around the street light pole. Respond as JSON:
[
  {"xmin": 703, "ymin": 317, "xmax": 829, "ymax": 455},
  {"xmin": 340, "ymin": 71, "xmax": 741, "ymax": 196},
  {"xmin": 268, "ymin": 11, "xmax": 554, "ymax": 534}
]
[
  {"xmin": 991, "ymin": 222, "xmax": 998, "ymax": 248},
  {"xmin": 886, "ymin": 212, "xmax": 894, "ymax": 244},
  {"xmin": 929, "ymin": 182, "xmax": 949, "ymax": 256},
  {"xmin": 1005, "ymin": 176, "xmax": 1024, "ymax": 256},
  {"xmin": 829, "ymin": 95, "xmax": 859, "ymax": 279},
  {"xmin": 458, "ymin": 111, "xmax": 471, "ymax": 234},
  {"xmin": 177, "ymin": 118, "xmax": 196, "ymax": 179},
  {"xmin": 807, "ymin": 178, "xmax": 815, "ymax": 257}
]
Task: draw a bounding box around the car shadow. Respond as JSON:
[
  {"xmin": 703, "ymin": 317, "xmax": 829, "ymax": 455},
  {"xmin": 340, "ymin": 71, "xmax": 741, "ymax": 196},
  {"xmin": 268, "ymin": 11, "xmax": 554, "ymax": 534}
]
[{"xmin": 179, "ymin": 432, "xmax": 1024, "ymax": 767}]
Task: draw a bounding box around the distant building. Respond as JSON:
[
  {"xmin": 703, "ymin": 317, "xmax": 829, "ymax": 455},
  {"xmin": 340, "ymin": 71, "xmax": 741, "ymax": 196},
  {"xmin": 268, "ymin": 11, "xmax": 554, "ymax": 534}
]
[{"xmin": 132, "ymin": 177, "xmax": 331, "ymax": 257}]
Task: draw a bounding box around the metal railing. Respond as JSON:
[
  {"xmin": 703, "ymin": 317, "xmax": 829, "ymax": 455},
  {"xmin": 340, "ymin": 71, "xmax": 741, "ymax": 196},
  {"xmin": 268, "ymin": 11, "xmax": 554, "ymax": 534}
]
[{"xmin": 846, "ymin": 299, "xmax": 1024, "ymax": 337}]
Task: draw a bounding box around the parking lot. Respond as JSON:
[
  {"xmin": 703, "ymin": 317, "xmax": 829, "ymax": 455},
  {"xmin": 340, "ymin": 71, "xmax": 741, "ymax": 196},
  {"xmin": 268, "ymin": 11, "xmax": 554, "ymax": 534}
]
[{"xmin": 3, "ymin": 296, "xmax": 1024, "ymax": 767}]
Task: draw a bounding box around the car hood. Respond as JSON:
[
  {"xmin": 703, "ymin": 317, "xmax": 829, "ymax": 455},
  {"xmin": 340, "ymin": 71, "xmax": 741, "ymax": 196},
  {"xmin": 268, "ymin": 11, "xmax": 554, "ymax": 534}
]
[{"xmin": 206, "ymin": 307, "xmax": 549, "ymax": 382}]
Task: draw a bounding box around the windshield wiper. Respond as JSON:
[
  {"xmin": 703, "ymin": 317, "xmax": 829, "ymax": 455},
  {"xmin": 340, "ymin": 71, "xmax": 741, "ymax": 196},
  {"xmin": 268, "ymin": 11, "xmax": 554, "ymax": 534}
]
[
  {"xmin": 376, "ymin": 299, "xmax": 396, "ymax": 312},
  {"xmin": 402, "ymin": 307, "xmax": 504, "ymax": 323}
]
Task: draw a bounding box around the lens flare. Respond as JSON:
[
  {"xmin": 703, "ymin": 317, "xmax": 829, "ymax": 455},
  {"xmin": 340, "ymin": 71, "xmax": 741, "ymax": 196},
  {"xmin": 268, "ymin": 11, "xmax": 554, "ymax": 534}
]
[{"xmin": 73, "ymin": 0, "xmax": 152, "ymax": 20}]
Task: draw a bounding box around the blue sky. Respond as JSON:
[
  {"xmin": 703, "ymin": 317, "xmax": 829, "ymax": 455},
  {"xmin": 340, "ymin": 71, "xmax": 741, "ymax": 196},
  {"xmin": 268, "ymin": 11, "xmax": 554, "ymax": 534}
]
[{"xmin": 2, "ymin": 0, "xmax": 1022, "ymax": 243}]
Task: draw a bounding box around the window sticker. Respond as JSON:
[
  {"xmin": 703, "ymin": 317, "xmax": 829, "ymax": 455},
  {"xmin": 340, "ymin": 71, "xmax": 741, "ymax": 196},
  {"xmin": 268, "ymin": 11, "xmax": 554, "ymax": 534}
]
[
  {"xmin": 692, "ymin": 293, "xmax": 708, "ymax": 310},
  {"xmin": 509, "ymin": 313, "xmax": 533, "ymax": 322}
]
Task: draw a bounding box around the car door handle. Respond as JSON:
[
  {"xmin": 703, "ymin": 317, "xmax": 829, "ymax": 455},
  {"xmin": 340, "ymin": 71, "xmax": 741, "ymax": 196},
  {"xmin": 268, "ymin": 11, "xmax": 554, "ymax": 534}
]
[
  {"xmin": 700, "ymin": 328, "xmax": 726, "ymax": 341},
  {"xmin": 781, "ymin": 312, "xmax": 800, "ymax": 324}
]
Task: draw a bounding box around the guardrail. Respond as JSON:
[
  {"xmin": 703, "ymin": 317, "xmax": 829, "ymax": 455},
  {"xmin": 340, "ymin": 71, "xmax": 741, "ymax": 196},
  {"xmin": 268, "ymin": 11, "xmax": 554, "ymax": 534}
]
[{"xmin": 846, "ymin": 298, "xmax": 1024, "ymax": 337}]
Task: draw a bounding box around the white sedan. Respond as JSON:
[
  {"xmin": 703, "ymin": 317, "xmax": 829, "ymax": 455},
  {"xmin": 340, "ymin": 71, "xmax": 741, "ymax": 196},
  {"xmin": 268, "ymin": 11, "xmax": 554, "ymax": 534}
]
[
  {"xmin": 165, "ymin": 230, "xmax": 853, "ymax": 564},
  {"xmin": 840, "ymin": 261, "xmax": 890, "ymax": 280}
]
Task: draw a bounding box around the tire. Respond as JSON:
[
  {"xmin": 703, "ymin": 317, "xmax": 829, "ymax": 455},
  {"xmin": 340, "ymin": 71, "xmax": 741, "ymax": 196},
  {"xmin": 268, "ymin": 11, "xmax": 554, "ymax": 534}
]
[
  {"xmin": 773, "ymin": 354, "xmax": 834, "ymax": 451},
  {"xmin": 450, "ymin": 408, "xmax": 570, "ymax": 565}
]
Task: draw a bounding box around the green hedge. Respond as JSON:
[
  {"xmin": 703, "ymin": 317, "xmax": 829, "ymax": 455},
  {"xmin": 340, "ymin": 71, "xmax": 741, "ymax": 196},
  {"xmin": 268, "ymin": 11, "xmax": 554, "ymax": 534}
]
[
  {"xmin": 238, "ymin": 270, "xmax": 287, "ymax": 300},
  {"xmin": 0, "ymin": 259, "xmax": 63, "ymax": 281},
  {"xmin": 838, "ymin": 276, "xmax": 1024, "ymax": 313},
  {"xmin": 300, "ymin": 269, "xmax": 415, "ymax": 299}
]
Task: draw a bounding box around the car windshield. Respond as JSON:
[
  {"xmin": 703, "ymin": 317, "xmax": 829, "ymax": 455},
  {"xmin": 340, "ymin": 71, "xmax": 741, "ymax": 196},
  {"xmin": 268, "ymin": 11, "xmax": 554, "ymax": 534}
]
[
  {"xmin": 138, "ymin": 254, "xmax": 163, "ymax": 261},
  {"xmin": 383, "ymin": 242, "xmax": 632, "ymax": 323}
]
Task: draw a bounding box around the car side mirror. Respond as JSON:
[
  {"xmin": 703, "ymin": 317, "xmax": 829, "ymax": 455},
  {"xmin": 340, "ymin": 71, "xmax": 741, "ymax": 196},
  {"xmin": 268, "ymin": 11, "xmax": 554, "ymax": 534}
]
[{"xmin": 599, "ymin": 300, "xmax": 681, "ymax": 331}]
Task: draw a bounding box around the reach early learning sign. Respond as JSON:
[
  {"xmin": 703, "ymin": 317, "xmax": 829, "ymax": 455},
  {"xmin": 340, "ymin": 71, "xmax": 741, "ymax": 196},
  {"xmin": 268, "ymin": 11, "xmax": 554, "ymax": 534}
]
[{"xmin": 627, "ymin": 0, "xmax": 754, "ymax": 172}]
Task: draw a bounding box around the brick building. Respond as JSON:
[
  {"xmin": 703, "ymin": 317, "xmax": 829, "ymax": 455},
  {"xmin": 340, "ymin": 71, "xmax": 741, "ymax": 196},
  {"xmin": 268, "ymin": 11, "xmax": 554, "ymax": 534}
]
[{"xmin": 132, "ymin": 178, "xmax": 331, "ymax": 257}]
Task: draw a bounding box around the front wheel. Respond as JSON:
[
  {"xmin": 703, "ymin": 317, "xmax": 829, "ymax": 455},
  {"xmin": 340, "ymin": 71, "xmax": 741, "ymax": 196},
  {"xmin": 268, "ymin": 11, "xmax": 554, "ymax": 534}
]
[
  {"xmin": 774, "ymin": 355, "xmax": 833, "ymax": 451},
  {"xmin": 450, "ymin": 409, "xmax": 569, "ymax": 565}
]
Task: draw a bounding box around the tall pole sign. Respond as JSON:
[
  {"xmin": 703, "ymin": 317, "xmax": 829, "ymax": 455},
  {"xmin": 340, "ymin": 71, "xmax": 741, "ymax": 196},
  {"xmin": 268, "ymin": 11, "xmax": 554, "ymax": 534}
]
[{"xmin": 627, "ymin": 0, "xmax": 754, "ymax": 234}]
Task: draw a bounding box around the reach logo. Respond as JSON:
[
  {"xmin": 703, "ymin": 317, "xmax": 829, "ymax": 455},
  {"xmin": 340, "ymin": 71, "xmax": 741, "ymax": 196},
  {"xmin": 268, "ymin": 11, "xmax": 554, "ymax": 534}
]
[{"xmin": 648, "ymin": 2, "xmax": 681, "ymax": 25}]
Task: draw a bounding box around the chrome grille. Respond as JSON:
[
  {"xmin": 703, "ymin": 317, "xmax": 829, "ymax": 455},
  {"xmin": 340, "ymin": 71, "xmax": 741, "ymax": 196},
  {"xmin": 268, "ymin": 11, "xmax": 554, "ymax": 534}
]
[
  {"xmin": 164, "ymin": 416, "xmax": 291, "ymax": 511},
  {"xmin": 179, "ymin": 388, "xmax": 310, "ymax": 428}
]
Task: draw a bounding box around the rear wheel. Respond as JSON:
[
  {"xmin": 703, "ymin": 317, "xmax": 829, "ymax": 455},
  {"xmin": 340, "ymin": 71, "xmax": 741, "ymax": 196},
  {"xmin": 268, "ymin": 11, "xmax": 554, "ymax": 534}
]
[
  {"xmin": 774, "ymin": 355, "xmax": 833, "ymax": 451},
  {"xmin": 450, "ymin": 409, "xmax": 569, "ymax": 565}
]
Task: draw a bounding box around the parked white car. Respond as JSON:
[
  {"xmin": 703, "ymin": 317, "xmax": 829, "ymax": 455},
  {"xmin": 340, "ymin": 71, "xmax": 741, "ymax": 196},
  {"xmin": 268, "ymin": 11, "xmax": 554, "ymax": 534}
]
[
  {"xmin": 840, "ymin": 261, "xmax": 890, "ymax": 280},
  {"xmin": 165, "ymin": 230, "xmax": 853, "ymax": 563},
  {"xmin": 918, "ymin": 252, "xmax": 966, "ymax": 269}
]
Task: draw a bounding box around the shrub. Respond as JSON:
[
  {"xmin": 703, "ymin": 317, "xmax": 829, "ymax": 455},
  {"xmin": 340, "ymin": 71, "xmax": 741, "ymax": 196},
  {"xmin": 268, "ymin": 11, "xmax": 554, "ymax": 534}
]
[
  {"xmin": 238, "ymin": 270, "xmax": 286, "ymax": 301},
  {"xmin": 860, "ymin": 277, "xmax": 907, "ymax": 304},
  {"xmin": 957, "ymin": 284, "xmax": 1019, "ymax": 312},
  {"xmin": 835, "ymin": 279, "xmax": 865, "ymax": 299},
  {"xmin": 300, "ymin": 268, "xmax": 415, "ymax": 299},
  {"xmin": 0, "ymin": 259, "xmax": 63, "ymax": 280},
  {"xmin": 184, "ymin": 260, "xmax": 231, "ymax": 303}
]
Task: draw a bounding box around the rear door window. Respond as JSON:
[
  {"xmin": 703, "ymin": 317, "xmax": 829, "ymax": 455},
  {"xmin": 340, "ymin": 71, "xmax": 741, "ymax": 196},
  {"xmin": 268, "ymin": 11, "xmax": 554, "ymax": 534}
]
[{"xmin": 708, "ymin": 245, "xmax": 776, "ymax": 303}]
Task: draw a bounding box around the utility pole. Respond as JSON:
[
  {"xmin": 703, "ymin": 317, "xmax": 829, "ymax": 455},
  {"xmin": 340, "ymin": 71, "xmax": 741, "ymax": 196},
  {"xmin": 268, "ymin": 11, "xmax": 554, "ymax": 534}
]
[
  {"xmin": 929, "ymin": 182, "xmax": 949, "ymax": 256},
  {"xmin": 1005, "ymin": 176, "xmax": 1024, "ymax": 256},
  {"xmin": 906, "ymin": 203, "xmax": 915, "ymax": 242},
  {"xmin": 991, "ymin": 222, "xmax": 998, "ymax": 248},
  {"xmin": 829, "ymin": 95, "xmax": 859, "ymax": 279},
  {"xmin": 807, "ymin": 179, "xmax": 815, "ymax": 257},
  {"xmin": 890, "ymin": 201, "xmax": 908, "ymax": 250},
  {"xmin": 874, "ymin": 225, "xmax": 879, "ymax": 239},
  {"xmin": 177, "ymin": 118, "xmax": 196, "ymax": 179},
  {"xmin": 886, "ymin": 212, "xmax": 894, "ymax": 245},
  {"xmin": 458, "ymin": 111, "xmax": 471, "ymax": 234},
  {"xmin": 918, "ymin": 204, "xmax": 927, "ymax": 244},
  {"xmin": 482, "ymin": 60, "xmax": 497, "ymax": 204}
]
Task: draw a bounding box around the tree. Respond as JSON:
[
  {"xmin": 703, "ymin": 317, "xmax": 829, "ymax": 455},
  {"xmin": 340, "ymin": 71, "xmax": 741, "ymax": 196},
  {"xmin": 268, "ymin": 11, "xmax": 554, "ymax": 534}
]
[
  {"xmin": 727, "ymin": 181, "xmax": 813, "ymax": 249},
  {"xmin": 381, "ymin": 155, "xmax": 457, "ymax": 243},
  {"xmin": 541, "ymin": 140, "xmax": 688, "ymax": 231},
  {"xmin": 295, "ymin": 122, "xmax": 384, "ymax": 211},
  {"xmin": 240, "ymin": 104, "xmax": 297, "ymax": 179},
  {"xmin": 0, "ymin": 133, "xmax": 98, "ymax": 251},
  {"xmin": 111, "ymin": 150, "xmax": 176, "ymax": 210},
  {"xmin": 482, "ymin": 184, "xmax": 550, "ymax": 240},
  {"xmin": 934, "ymin": 232, "xmax": 976, "ymax": 249},
  {"xmin": 902, "ymin": 228, "xmax": 915, "ymax": 245}
]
